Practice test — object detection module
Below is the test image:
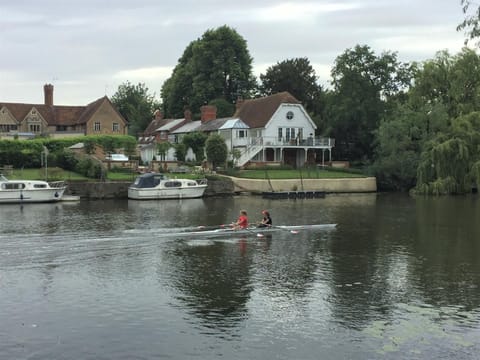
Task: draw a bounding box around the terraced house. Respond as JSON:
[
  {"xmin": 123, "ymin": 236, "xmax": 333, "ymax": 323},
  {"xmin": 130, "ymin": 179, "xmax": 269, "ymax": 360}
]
[{"xmin": 0, "ymin": 84, "xmax": 128, "ymax": 139}]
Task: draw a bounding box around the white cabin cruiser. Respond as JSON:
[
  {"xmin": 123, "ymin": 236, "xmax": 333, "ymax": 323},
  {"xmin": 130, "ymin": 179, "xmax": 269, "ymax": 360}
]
[
  {"xmin": 0, "ymin": 174, "xmax": 66, "ymax": 204},
  {"xmin": 128, "ymin": 172, "xmax": 207, "ymax": 200}
]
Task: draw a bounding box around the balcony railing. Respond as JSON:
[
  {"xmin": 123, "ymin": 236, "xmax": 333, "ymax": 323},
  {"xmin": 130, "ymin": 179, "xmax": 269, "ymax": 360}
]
[{"xmin": 241, "ymin": 136, "xmax": 335, "ymax": 148}]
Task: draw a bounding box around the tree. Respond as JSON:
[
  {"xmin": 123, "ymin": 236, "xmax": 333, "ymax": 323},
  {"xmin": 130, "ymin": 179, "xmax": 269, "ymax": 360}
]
[
  {"xmin": 111, "ymin": 82, "xmax": 160, "ymax": 137},
  {"xmin": 259, "ymin": 57, "xmax": 324, "ymax": 120},
  {"xmin": 161, "ymin": 25, "xmax": 256, "ymax": 118},
  {"xmin": 325, "ymin": 45, "xmax": 413, "ymax": 162},
  {"xmin": 205, "ymin": 134, "xmax": 228, "ymax": 169},
  {"xmin": 182, "ymin": 132, "xmax": 208, "ymax": 162},
  {"xmin": 415, "ymin": 112, "xmax": 480, "ymax": 194},
  {"xmin": 412, "ymin": 48, "xmax": 480, "ymax": 118},
  {"xmin": 156, "ymin": 142, "xmax": 171, "ymax": 161},
  {"xmin": 371, "ymin": 102, "xmax": 449, "ymax": 191},
  {"xmin": 457, "ymin": 0, "xmax": 480, "ymax": 45}
]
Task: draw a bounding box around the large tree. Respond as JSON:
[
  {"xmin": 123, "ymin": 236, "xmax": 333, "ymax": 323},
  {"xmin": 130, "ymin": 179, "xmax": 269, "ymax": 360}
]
[
  {"xmin": 111, "ymin": 82, "xmax": 160, "ymax": 136},
  {"xmin": 259, "ymin": 57, "xmax": 324, "ymax": 126},
  {"xmin": 161, "ymin": 26, "xmax": 256, "ymax": 118},
  {"xmin": 373, "ymin": 49, "xmax": 480, "ymax": 193},
  {"xmin": 325, "ymin": 45, "xmax": 413, "ymax": 163}
]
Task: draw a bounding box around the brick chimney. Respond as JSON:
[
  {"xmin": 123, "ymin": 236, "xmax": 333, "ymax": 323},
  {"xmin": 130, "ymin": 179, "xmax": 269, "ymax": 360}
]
[
  {"xmin": 154, "ymin": 109, "xmax": 163, "ymax": 120},
  {"xmin": 44, "ymin": 84, "xmax": 54, "ymax": 106},
  {"xmin": 184, "ymin": 109, "xmax": 192, "ymax": 122},
  {"xmin": 235, "ymin": 96, "xmax": 244, "ymax": 111},
  {"xmin": 200, "ymin": 105, "xmax": 217, "ymax": 123}
]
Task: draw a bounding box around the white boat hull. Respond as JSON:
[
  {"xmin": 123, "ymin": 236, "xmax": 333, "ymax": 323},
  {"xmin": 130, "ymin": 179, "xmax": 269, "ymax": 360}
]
[
  {"xmin": 128, "ymin": 172, "xmax": 208, "ymax": 200},
  {"xmin": 128, "ymin": 186, "xmax": 207, "ymax": 200},
  {"xmin": 0, "ymin": 176, "xmax": 66, "ymax": 204}
]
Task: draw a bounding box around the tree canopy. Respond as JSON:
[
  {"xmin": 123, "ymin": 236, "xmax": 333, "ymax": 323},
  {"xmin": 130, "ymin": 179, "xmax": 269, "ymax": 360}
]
[
  {"xmin": 205, "ymin": 134, "xmax": 228, "ymax": 169},
  {"xmin": 259, "ymin": 58, "xmax": 323, "ymax": 111},
  {"xmin": 111, "ymin": 82, "xmax": 160, "ymax": 137},
  {"xmin": 161, "ymin": 25, "xmax": 256, "ymax": 118},
  {"xmin": 325, "ymin": 45, "xmax": 414, "ymax": 162}
]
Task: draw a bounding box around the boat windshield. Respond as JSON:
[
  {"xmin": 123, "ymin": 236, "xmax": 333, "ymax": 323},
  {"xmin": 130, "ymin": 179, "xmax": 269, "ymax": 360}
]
[{"xmin": 0, "ymin": 174, "xmax": 8, "ymax": 182}]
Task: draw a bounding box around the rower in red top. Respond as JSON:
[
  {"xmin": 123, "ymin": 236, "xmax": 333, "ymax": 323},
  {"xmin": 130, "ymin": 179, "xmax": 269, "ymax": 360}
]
[{"xmin": 233, "ymin": 210, "xmax": 248, "ymax": 229}]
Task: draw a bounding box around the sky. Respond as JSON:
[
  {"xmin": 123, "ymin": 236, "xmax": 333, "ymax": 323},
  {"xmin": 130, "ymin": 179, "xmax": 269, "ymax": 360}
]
[{"xmin": 0, "ymin": 0, "xmax": 471, "ymax": 106}]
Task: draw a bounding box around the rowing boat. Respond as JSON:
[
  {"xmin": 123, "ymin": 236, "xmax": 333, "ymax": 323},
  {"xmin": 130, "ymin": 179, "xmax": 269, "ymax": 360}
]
[{"xmin": 174, "ymin": 223, "xmax": 336, "ymax": 238}]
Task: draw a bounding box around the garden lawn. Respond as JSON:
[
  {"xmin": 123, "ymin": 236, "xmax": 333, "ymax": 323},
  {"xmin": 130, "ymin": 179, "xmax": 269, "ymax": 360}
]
[{"xmin": 234, "ymin": 169, "xmax": 365, "ymax": 179}]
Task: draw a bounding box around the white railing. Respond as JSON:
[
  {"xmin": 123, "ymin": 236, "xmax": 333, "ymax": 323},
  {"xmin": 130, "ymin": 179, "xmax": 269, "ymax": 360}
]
[{"xmin": 250, "ymin": 136, "xmax": 335, "ymax": 148}]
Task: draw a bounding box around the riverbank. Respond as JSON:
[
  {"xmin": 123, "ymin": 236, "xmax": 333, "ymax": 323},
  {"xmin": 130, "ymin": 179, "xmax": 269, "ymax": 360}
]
[{"xmin": 65, "ymin": 176, "xmax": 376, "ymax": 199}]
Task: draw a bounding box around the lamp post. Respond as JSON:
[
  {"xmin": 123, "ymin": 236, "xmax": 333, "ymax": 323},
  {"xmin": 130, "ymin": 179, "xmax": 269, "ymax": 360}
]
[{"xmin": 42, "ymin": 146, "xmax": 49, "ymax": 181}]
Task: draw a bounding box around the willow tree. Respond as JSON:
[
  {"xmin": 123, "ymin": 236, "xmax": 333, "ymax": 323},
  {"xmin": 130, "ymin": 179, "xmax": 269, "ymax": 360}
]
[{"xmin": 415, "ymin": 112, "xmax": 480, "ymax": 194}]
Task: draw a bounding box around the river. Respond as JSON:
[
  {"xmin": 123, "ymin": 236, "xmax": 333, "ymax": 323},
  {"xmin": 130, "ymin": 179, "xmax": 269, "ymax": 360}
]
[{"xmin": 0, "ymin": 193, "xmax": 479, "ymax": 359}]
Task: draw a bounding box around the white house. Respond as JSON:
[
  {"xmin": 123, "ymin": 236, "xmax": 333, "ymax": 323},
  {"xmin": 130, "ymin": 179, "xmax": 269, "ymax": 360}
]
[
  {"xmin": 139, "ymin": 92, "xmax": 334, "ymax": 168},
  {"xmin": 232, "ymin": 92, "xmax": 334, "ymax": 167}
]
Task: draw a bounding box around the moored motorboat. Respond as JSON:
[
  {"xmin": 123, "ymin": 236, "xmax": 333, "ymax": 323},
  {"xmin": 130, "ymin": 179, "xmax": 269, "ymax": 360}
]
[
  {"xmin": 128, "ymin": 172, "xmax": 208, "ymax": 200},
  {"xmin": 0, "ymin": 174, "xmax": 66, "ymax": 204}
]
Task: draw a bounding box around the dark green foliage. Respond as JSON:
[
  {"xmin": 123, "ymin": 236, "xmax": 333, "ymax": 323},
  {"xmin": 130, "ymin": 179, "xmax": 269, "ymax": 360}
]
[
  {"xmin": 174, "ymin": 143, "xmax": 186, "ymax": 162},
  {"xmin": 414, "ymin": 112, "xmax": 480, "ymax": 194},
  {"xmin": 161, "ymin": 25, "xmax": 256, "ymax": 118},
  {"xmin": 208, "ymin": 98, "xmax": 235, "ymax": 118},
  {"xmin": 205, "ymin": 134, "xmax": 228, "ymax": 168},
  {"xmin": 76, "ymin": 158, "xmax": 103, "ymax": 179},
  {"xmin": 259, "ymin": 57, "xmax": 324, "ymax": 127},
  {"xmin": 326, "ymin": 45, "xmax": 414, "ymax": 162},
  {"xmin": 111, "ymin": 82, "xmax": 160, "ymax": 136},
  {"xmin": 0, "ymin": 135, "xmax": 136, "ymax": 179},
  {"xmin": 182, "ymin": 132, "xmax": 208, "ymax": 162}
]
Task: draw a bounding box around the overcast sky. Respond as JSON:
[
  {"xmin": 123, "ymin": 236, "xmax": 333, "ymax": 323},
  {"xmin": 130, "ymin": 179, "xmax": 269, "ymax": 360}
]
[{"xmin": 0, "ymin": 0, "xmax": 470, "ymax": 106}]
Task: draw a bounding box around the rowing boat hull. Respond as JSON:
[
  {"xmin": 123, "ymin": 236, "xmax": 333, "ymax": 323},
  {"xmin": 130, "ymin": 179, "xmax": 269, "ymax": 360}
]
[{"xmin": 176, "ymin": 224, "xmax": 337, "ymax": 238}]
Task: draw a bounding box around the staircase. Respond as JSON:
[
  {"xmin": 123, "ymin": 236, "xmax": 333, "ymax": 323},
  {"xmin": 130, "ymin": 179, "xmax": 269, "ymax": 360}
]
[{"xmin": 236, "ymin": 145, "xmax": 263, "ymax": 167}]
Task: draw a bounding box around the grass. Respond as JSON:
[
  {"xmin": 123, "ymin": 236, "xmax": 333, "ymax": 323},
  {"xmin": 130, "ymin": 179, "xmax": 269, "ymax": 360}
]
[
  {"xmin": 8, "ymin": 167, "xmax": 88, "ymax": 181},
  {"xmin": 4, "ymin": 167, "xmax": 365, "ymax": 182},
  {"xmin": 231, "ymin": 168, "xmax": 365, "ymax": 179}
]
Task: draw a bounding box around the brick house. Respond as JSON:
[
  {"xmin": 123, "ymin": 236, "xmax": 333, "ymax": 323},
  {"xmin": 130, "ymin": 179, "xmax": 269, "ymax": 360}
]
[{"xmin": 0, "ymin": 84, "xmax": 128, "ymax": 139}]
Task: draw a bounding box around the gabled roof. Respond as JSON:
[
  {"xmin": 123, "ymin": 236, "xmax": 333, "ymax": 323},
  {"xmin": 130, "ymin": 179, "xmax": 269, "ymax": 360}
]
[
  {"xmin": 196, "ymin": 118, "xmax": 231, "ymax": 132},
  {"xmin": 234, "ymin": 91, "xmax": 301, "ymax": 128},
  {"xmin": 218, "ymin": 118, "xmax": 249, "ymax": 130},
  {"xmin": 0, "ymin": 96, "xmax": 126, "ymax": 127},
  {"xmin": 156, "ymin": 118, "xmax": 186, "ymax": 132}
]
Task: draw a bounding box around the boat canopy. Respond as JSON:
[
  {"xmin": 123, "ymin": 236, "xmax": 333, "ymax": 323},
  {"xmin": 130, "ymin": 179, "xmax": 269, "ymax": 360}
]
[{"xmin": 132, "ymin": 173, "xmax": 166, "ymax": 188}]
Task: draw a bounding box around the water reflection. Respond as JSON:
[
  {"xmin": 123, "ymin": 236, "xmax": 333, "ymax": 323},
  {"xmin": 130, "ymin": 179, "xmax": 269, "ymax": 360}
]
[
  {"xmin": 162, "ymin": 238, "xmax": 254, "ymax": 334},
  {"xmin": 1, "ymin": 194, "xmax": 480, "ymax": 359}
]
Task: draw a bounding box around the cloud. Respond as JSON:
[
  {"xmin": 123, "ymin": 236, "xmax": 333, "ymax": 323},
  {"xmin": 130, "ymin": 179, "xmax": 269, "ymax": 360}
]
[{"xmin": 0, "ymin": 0, "xmax": 470, "ymax": 105}]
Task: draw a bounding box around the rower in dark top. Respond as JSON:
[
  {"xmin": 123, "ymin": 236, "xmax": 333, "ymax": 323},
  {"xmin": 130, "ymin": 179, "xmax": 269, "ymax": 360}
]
[{"xmin": 257, "ymin": 210, "xmax": 272, "ymax": 228}]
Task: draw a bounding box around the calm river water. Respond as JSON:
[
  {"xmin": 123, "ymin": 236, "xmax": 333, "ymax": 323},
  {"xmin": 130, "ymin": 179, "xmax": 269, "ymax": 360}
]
[{"xmin": 1, "ymin": 193, "xmax": 479, "ymax": 359}]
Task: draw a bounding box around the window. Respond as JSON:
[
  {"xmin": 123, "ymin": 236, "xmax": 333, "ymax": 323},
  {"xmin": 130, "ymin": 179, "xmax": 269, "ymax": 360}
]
[
  {"xmin": 56, "ymin": 125, "xmax": 67, "ymax": 131},
  {"xmin": 3, "ymin": 182, "xmax": 26, "ymax": 190},
  {"xmin": 0, "ymin": 124, "xmax": 17, "ymax": 132},
  {"xmin": 278, "ymin": 128, "xmax": 283, "ymax": 141},
  {"xmin": 112, "ymin": 122, "xmax": 119, "ymax": 132},
  {"xmin": 165, "ymin": 181, "xmax": 182, "ymax": 188},
  {"xmin": 238, "ymin": 130, "xmax": 246, "ymax": 138},
  {"xmin": 94, "ymin": 122, "xmax": 101, "ymax": 132},
  {"xmin": 29, "ymin": 124, "xmax": 41, "ymax": 133}
]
